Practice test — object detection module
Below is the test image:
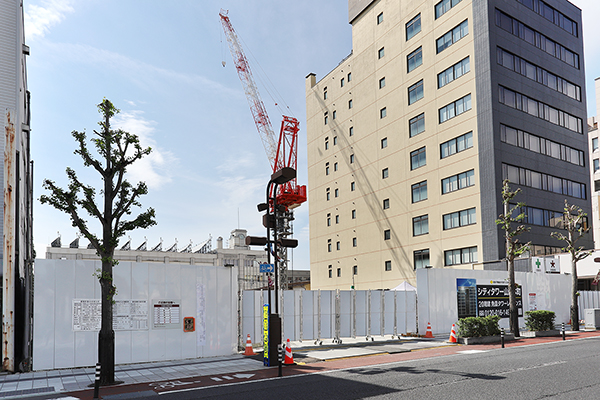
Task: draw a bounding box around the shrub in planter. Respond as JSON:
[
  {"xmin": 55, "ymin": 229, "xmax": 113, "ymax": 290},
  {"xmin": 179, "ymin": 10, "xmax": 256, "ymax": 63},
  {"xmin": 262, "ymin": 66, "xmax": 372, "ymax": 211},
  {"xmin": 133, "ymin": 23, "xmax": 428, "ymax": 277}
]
[
  {"xmin": 525, "ymin": 310, "xmax": 555, "ymax": 331},
  {"xmin": 457, "ymin": 315, "xmax": 501, "ymax": 337}
]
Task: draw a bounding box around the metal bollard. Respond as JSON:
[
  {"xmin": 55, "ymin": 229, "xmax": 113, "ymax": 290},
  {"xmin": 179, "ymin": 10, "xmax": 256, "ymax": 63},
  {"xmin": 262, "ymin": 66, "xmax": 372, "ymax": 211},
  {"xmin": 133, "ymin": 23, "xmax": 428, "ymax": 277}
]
[
  {"xmin": 93, "ymin": 363, "xmax": 101, "ymax": 399},
  {"xmin": 562, "ymin": 322, "xmax": 565, "ymax": 341},
  {"xmin": 278, "ymin": 343, "xmax": 284, "ymax": 377},
  {"xmin": 501, "ymin": 328, "xmax": 505, "ymax": 349}
]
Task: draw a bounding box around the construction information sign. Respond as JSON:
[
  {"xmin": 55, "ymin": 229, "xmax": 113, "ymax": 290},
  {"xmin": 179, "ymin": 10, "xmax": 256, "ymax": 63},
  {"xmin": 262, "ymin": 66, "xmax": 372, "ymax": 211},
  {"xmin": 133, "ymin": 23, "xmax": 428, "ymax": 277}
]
[
  {"xmin": 476, "ymin": 285, "xmax": 523, "ymax": 318},
  {"xmin": 152, "ymin": 300, "xmax": 181, "ymax": 329},
  {"xmin": 72, "ymin": 299, "xmax": 148, "ymax": 331}
]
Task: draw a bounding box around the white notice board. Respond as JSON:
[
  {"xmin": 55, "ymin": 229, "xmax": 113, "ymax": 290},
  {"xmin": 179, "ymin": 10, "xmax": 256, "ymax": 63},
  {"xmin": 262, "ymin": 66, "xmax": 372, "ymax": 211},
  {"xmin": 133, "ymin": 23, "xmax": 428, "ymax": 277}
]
[{"xmin": 72, "ymin": 299, "xmax": 149, "ymax": 331}]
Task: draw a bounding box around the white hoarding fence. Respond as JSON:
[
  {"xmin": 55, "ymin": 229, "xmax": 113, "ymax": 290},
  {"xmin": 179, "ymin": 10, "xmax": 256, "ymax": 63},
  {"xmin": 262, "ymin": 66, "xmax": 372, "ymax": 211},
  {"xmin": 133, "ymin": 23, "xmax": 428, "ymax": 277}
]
[{"xmin": 242, "ymin": 289, "xmax": 417, "ymax": 345}]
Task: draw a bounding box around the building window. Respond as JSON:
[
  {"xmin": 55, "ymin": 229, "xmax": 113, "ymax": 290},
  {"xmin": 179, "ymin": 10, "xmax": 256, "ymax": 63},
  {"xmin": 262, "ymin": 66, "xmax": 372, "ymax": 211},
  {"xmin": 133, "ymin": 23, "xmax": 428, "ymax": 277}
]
[
  {"xmin": 502, "ymin": 163, "xmax": 586, "ymax": 199},
  {"xmin": 442, "ymin": 169, "xmax": 475, "ymax": 194},
  {"xmin": 325, "ymin": 163, "xmax": 330, "ymax": 175},
  {"xmin": 341, "ymin": 77, "xmax": 345, "ymax": 87},
  {"xmin": 518, "ymin": 204, "xmax": 587, "ymax": 229},
  {"xmin": 349, "ymin": 126, "xmax": 354, "ymax": 136},
  {"xmin": 377, "ymin": 12, "xmax": 383, "ymax": 25},
  {"xmin": 333, "ymin": 110, "xmax": 337, "ymax": 120},
  {"xmin": 593, "ymin": 137, "xmax": 599, "ymax": 151},
  {"xmin": 335, "ymin": 214, "xmax": 340, "ymax": 224},
  {"xmin": 384, "ymin": 229, "xmax": 391, "ymax": 240},
  {"xmin": 445, "ymin": 246, "xmax": 477, "ymax": 266},
  {"xmin": 382, "ymin": 168, "xmax": 389, "ymax": 179},
  {"xmin": 436, "ymin": 0, "xmax": 462, "ymax": 19},
  {"xmin": 335, "ymin": 188, "xmax": 339, "ymax": 197},
  {"xmin": 352, "ymin": 209, "xmax": 356, "ymax": 219},
  {"xmin": 333, "ymin": 136, "xmax": 338, "ymax": 146},
  {"xmin": 410, "ymin": 147, "xmax": 426, "ymax": 170},
  {"xmin": 380, "ymin": 107, "xmax": 387, "ymax": 118},
  {"xmin": 414, "ymin": 249, "xmax": 430, "ymax": 270},
  {"xmin": 406, "ymin": 13, "xmax": 421, "ymax": 40},
  {"xmin": 325, "ymin": 137, "xmax": 329, "ymax": 150},
  {"xmin": 436, "ymin": 19, "xmax": 468, "ymax": 54},
  {"xmin": 378, "ymin": 47, "xmax": 385, "ymax": 59},
  {"xmin": 439, "ymin": 94, "xmax": 471, "ymax": 123},
  {"xmin": 334, "ymin": 162, "xmax": 338, "ymax": 172},
  {"xmin": 495, "ymin": 9, "xmax": 579, "ymax": 69},
  {"xmin": 500, "ymin": 124, "xmax": 584, "ymax": 167},
  {"xmin": 407, "ymin": 46, "xmax": 422, "ymax": 73},
  {"xmin": 385, "ymin": 260, "xmax": 392, "ymax": 271},
  {"xmin": 443, "ymin": 207, "xmax": 477, "ymax": 230},
  {"xmin": 327, "ymin": 213, "xmax": 331, "ymax": 226},
  {"xmin": 336, "ymin": 241, "xmax": 341, "ymax": 250},
  {"xmin": 348, "ymin": 72, "xmax": 352, "ymax": 82},
  {"xmin": 441, "ymin": 131, "xmax": 473, "ymax": 159},
  {"xmin": 409, "ymin": 113, "xmax": 425, "ymax": 138},
  {"xmin": 349, "ymin": 99, "xmax": 353, "ymax": 109},
  {"xmin": 351, "ymin": 181, "xmax": 355, "ymax": 191},
  {"xmin": 328, "ymin": 239, "xmax": 332, "ymax": 252},
  {"xmin": 353, "ymin": 237, "xmax": 357, "ymax": 247},
  {"xmin": 413, "ymin": 215, "xmax": 429, "ymax": 236},
  {"xmin": 438, "ymin": 56, "xmax": 470, "ymax": 88},
  {"xmin": 379, "ymin": 77, "xmax": 386, "ymax": 89},
  {"xmin": 497, "ymin": 48, "xmax": 580, "ymax": 101},
  {"xmin": 383, "ymin": 198, "xmax": 390, "ymax": 209},
  {"xmin": 498, "ymin": 86, "xmax": 582, "ymax": 134},
  {"xmin": 516, "ymin": 0, "xmax": 578, "ymax": 37},
  {"xmin": 408, "ymin": 80, "xmax": 424, "ymax": 105},
  {"xmin": 337, "ymin": 268, "xmax": 341, "ymax": 277},
  {"xmin": 412, "ymin": 181, "xmax": 427, "ymax": 203},
  {"xmin": 353, "ymin": 265, "xmax": 358, "ymax": 275},
  {"xmin": 324, "ymin": 112, "xmax": 329, "ymax": 125},
  {"xmin": 324, "ymin": 87, "xmax": 328, "ymax": 100},
  {"xmin": 326, "ymin": 188, "xmax": 330, "ymax": 200},
  {"xmin": 350, "ymin": 154, "xmax": 355, "ymax": 163},
  {"xmin": 381, "ymin": 137, "xmax": 388, "ymax": 149},
  {"xmin": 328, "ymin": 265, "xmax": 332, "ymax": 278}
]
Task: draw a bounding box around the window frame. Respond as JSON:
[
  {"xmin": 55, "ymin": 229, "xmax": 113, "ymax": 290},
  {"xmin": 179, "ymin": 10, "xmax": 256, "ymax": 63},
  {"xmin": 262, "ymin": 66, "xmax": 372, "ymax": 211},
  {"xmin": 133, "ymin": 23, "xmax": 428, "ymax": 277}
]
[{"xmin": 406, "ymin": 13, "xmax": 422, "ymax": 41}]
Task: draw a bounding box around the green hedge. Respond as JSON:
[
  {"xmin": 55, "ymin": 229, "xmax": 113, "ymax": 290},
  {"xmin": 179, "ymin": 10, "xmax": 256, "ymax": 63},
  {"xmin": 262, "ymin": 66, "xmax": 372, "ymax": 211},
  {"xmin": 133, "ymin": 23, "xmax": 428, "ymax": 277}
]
[
  {"xmin": 457, "ymin": 315, "xmax": 501, "ymax": 338},
  {"xmin": 525, "ymin": 310, "xmax": 555, "ymax": 331}
]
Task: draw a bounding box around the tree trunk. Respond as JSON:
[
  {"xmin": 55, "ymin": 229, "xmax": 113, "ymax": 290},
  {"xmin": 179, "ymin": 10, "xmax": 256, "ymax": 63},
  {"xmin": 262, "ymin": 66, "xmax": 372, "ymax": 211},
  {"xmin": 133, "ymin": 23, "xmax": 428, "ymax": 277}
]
[
  {"xmin": 571, "ymin": 256, "xmax": 579, "ymax": 331},
  {"xmin": 98, "ymin": 256, "xmax": 116, "ymax": 385},
  {"xmin": 507, "ymin": 257, "xmax": 520, "ymax": 337}
]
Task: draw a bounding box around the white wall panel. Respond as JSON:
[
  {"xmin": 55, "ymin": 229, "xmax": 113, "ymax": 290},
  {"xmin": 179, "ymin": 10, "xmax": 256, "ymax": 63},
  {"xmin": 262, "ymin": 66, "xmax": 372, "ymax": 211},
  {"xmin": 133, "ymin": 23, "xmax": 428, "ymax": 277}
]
[{"xmin": 33, "ymin": 260, "xmax": 237, "ymax": 370}]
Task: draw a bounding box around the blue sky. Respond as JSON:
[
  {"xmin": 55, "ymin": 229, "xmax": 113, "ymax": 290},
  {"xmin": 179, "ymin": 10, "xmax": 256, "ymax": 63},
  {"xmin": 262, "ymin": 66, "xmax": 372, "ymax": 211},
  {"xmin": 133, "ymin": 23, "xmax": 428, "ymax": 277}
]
[{"xmin": 27, "ymin": 0, "xmax": 600, "ymax": 271}]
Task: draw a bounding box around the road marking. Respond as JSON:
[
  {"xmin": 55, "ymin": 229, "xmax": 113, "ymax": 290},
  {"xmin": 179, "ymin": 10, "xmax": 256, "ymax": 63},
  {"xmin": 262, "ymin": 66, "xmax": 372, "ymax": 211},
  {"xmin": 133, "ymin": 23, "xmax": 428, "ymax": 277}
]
[
  {"xmin": 457, "ymin": 350, "xmax": 489, "ymax": 354},
  {"xmin": 210, "ymin": 377, "xmax": 222, "ymax": 381},
  {"xmin": 222, "ymin": 376, "xmax": 233, "ymax": 380},
  {"xmin": 498, "ymin": 360, "xmax": 566, "ymax": 375},
  {"xmin": 232, "ymin": 374, "xmax": 255, "ymax": 379}
]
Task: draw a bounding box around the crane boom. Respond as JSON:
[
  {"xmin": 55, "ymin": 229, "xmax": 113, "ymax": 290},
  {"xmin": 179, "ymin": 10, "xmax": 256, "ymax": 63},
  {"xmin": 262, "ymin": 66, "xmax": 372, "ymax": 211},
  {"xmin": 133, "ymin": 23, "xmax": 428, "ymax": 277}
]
[
  {"xmin": 219, "ymin": 10, "xmax": 278, "ymax": 168},
  {"xmin": 219, "ymin": 9, "xmax": 306, "ymax": 209}
]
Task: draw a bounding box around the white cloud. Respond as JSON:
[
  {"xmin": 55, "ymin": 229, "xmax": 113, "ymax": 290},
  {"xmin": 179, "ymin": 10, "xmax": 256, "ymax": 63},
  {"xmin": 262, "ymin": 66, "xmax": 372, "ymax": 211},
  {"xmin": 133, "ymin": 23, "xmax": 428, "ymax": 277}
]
[
  {"xmin": 112, "ymin": 110, "xmax": 177, "ymax": 190},
  {"xmin": 24, "ymin": 0, "xmax": 74, "ymax": 41}
]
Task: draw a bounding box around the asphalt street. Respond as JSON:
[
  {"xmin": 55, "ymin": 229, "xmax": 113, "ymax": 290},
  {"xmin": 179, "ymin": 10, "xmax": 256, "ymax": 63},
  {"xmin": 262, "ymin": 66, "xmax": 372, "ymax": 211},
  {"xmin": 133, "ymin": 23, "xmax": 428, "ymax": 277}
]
[{"xmin": 152, "ymin": 336, "xmax": 600, "ymax": 400}]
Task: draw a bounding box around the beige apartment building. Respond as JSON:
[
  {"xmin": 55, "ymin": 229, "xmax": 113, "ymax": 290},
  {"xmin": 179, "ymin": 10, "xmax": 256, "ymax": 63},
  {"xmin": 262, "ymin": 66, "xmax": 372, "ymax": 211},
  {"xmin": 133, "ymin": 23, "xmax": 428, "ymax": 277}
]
[{"xmin": 306, "ymin": 0, "xmax": 590, "ymax": 290}]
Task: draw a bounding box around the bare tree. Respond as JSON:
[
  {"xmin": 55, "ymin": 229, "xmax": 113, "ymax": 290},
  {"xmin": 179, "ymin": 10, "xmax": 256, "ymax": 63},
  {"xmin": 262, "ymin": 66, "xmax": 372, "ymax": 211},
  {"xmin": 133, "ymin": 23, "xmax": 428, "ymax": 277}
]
[
  {"xmin": 496, "ymin": 179, "xmax": 530, "ymax": 337},
  {"xmin": 40, "ymin": 99, "xmax": 156, "ymax": 384},
  {"xmin": 551, "ymin": 200, "xmax": 591, "ymax": 331}
]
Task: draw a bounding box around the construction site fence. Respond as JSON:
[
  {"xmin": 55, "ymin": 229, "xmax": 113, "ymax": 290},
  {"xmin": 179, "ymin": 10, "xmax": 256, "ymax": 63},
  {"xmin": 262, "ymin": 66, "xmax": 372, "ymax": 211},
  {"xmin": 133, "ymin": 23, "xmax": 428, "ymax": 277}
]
[
  {"xmin": 241, "ymin": 289, "xmax": 417, "ymax": 347},
  {"xmin": 578, "ymin": 291, "xmax": 600, "ymax": 321}
]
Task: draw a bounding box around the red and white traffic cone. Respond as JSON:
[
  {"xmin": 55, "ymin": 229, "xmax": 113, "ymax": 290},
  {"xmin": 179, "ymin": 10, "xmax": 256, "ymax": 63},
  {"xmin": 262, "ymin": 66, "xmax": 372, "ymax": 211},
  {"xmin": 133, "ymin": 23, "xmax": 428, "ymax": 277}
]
[
  {"xmin": 449, "ymin": 324, "xmax": 457, "ymax": 343},
  {"xmin": 284, "ymin": 338, "xmax": 294, "ymax": 365},
  {"xmin": 243, "ymin": 334, "xmax": 256, "ymax": 356},
  {"xmin": 425, "ymin": 322, "xmax": 434, "ymax": 338}
]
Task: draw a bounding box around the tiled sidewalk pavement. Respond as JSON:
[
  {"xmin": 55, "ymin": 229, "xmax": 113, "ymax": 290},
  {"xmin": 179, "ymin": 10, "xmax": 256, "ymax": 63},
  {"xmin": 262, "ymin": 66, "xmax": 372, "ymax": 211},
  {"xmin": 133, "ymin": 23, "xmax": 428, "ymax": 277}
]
[{"xmin": 0, "ymin": 355, "xmax": 264, "ymax": 398}]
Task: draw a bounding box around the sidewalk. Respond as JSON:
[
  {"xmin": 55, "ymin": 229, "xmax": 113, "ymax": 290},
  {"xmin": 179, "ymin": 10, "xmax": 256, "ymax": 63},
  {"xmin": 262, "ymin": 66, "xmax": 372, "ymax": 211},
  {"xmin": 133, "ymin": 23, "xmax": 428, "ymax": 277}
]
[{"xmin": 1, "ymin": 331, "xmax": 598, "ymax": 399}]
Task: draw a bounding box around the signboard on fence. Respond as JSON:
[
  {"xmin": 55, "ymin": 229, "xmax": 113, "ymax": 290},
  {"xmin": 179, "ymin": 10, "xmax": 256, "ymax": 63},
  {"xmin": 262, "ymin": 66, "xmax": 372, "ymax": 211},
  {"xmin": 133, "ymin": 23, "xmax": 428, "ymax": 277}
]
[{"xmin": 456, "ymin": 279, "xmax": 523, "ymax": 319}]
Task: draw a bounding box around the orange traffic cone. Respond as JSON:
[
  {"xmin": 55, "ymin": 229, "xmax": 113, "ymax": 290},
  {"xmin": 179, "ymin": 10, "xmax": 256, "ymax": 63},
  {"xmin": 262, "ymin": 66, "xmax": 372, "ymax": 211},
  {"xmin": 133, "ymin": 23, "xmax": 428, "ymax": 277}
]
[
  {"xmin": 449, "ymin": 324, "xmax": 457, "ymax": 343},
  {"xmin": 243, "ymin": 334, "xmax": 256, "ymax": 356},
  {"xmin": 425, "ymin": 322, "xmax": 434, "ymax": 338},
  {"xmin": 284, "ymin": 338, "xmax": 294, "ymax": 365}
]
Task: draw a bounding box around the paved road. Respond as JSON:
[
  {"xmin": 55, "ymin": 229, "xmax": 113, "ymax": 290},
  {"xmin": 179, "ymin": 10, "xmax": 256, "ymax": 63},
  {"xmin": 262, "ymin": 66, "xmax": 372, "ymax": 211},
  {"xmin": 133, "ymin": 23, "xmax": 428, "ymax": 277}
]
[{"xmin": 96, "ymin": 335, "xmax": 600, "ymax": 400}]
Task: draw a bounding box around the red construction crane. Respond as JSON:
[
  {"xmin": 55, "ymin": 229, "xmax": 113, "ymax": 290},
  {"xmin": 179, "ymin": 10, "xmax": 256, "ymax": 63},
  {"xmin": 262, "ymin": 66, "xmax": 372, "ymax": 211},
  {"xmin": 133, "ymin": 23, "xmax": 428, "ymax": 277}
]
[{"xmin": 219, "ymin": 10, "xmax": 306, "ymax": 209}]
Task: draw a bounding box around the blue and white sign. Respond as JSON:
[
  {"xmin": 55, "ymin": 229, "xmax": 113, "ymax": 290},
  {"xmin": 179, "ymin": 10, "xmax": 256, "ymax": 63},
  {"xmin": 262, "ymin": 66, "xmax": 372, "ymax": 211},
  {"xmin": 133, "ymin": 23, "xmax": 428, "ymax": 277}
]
[{"xmin": 259, "ymin": 263, "xmax": 274, "ymax": 273}]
